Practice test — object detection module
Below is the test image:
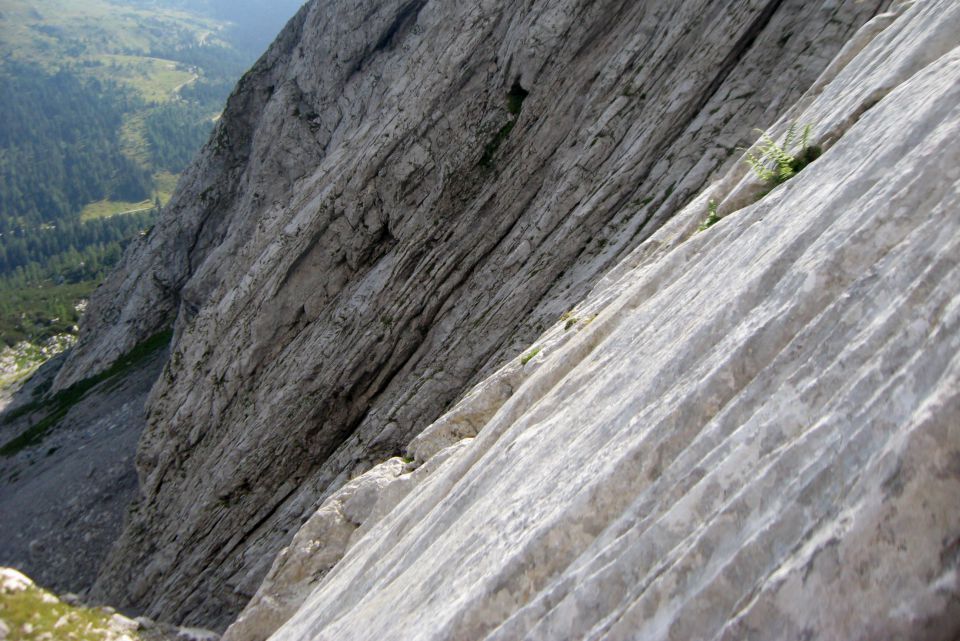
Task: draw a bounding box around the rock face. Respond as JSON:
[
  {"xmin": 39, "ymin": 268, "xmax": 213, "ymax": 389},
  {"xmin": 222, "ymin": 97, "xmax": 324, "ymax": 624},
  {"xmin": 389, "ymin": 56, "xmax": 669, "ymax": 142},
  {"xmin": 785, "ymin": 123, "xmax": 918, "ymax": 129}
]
[
  {"xmin": 59, "ymin": 0, "xmax": 895, "ymax": 629},
  {"xmin": 220, "ymin": 457, "xmax": 409, "ymax": 641},
  {"xmin": 242, "ymin": 1, "xmax": 960, "ymax": 639}
]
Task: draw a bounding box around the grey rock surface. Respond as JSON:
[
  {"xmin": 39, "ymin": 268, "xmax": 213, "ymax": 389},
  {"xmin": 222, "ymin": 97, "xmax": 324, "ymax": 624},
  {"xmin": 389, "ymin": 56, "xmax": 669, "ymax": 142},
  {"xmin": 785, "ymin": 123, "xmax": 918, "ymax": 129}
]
[
  {"xmin": 220, "ymin": 457, "xmax": 408, "ymax": 641},
  {"xmin": 58, "ymin": 0, "xmax": 891, "ymax": 629},
  {"xmin": 0, "ymin": 351, "xmax": 165, "ymax": 596},
  {"xmin": 260, "ymin": 1, "xmax": 960, "ymax": 639}
]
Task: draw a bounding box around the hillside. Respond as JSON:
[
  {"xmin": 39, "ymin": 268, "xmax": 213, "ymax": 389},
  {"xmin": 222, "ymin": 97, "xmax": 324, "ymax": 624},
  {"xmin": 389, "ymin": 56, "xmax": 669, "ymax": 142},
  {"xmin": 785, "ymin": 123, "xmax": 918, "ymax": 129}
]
[
  {"xmin": 0, "ymin": 0, "xmax": 302, "ymax": 365},
  {"xmin": 0, "ymin": 0, "xmax": 302, "ymax": 596},
  {"xmin": 0, "ymin": 0, "xmax": 243, "ymax": 220}
]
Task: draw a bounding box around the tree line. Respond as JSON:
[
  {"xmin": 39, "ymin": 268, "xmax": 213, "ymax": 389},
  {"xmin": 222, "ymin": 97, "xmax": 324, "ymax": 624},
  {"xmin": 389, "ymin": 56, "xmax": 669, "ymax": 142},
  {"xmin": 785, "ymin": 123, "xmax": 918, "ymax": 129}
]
[
  {"xmin": 0, "ymin": 210, "xmax": 155, "ymax": 277},
  {"xmin": 0, "ymin": 210, "xmax": 156, "ymax": 346},
  {"xmin": 144, "ymin": 102, "xmax": 215, "ymax": 173},
  {"xmin": 0, "ymin": 63, "xmax": 153, "ymax": 226}
]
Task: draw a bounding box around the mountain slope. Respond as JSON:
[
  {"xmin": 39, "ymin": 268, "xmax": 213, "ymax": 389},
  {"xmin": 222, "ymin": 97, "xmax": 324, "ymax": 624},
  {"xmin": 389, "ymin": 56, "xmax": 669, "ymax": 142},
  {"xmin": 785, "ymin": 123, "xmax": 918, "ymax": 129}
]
[
  {"xmin": 58, "ymin": 0, "xmax": 892, "ymax": 628},
  {"xmin": 240, "ymin": 2, "xmax": 960, "ymax": 638}
]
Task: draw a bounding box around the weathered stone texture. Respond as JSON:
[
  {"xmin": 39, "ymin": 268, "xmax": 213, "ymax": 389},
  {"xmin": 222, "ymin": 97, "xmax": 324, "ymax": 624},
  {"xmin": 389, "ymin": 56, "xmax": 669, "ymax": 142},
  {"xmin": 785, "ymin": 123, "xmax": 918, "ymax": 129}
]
[
  {"xmin": 58, "ymin": 0, "xmax": 895, "ymax": 629},
  {"xmin": 244, "ymin": 1, "xmax": 960, "ymax": 639}
]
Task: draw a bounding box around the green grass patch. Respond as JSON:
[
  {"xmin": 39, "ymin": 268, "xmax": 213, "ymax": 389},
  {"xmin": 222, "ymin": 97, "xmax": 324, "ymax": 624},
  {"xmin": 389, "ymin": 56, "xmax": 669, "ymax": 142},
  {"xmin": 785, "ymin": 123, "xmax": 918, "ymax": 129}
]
[
  {"xmin": 0, "ymin": 281, "xmax": 96, "ymax": 346},
  {"xmin": 520, "ymin": 347, "xmax": 541, "ymax": 366},
  {"xmin": 79, "ymin": 199, "xmax": 154, "ymax": 221},
  {"xmin": 79, "ymin": 172, "xmax": 178, "ymax": 221},
  {"xmin": 1, "ymin": 336, "xmax": 74, "ymax": 378},
  {"xmin": 0, "ymin": 0, "xmax": 224, "ymax": 69},
  {"xmin": 153, "ymin": 171, "xmax": 180, "ymax": 204},
  {"xmin": 120, "ymin": 111, "xmax": 151, "ymax": 168},
  {"xmin": 0, "ymin": 582, "xmax": 141, "ymax": 641},
  {"xmin": 93, "ymin": 55, "xmax": 196, "ymax": 103},
  {"xmin": 0, "ymin": 329, "xmax": 173, "ymax": 456}
]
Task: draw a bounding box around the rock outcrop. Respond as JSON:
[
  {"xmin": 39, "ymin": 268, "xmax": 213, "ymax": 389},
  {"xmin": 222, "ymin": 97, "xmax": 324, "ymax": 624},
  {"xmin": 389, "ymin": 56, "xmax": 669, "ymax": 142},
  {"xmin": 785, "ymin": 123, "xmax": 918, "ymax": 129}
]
[
  {"xmin": 61, "ymin": 0, "xmax": 894, "ymax": 627},
  {"xmin": 220, "ymin": 457, "xmax": 408, "ymax": 641},
  {"xmin": 228, "ymin": 1, "xmax": 960, "ymax": 638}
]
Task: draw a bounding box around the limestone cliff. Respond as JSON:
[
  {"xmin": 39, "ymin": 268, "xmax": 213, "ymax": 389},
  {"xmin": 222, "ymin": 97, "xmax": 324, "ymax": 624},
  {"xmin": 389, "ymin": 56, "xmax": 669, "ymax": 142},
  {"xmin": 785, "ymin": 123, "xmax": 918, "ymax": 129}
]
[
  {"xmin": 56, "ymin": 0, "xmax": 904, "ymax": 630},
  {"xmin": 233, "ymin": 1, "xmax": 960, "ymax": 639}
]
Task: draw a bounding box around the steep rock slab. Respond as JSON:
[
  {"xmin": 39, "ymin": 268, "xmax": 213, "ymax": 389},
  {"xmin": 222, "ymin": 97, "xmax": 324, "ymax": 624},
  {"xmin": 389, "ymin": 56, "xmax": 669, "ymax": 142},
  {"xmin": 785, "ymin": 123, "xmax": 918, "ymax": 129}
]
[
  {"xmin": 70, "ymin": 0, "xmax": 887, "ymax": 627},
  {"xmin": 264, "ymin": 1, "xmax": 960, "ymax": 639}
]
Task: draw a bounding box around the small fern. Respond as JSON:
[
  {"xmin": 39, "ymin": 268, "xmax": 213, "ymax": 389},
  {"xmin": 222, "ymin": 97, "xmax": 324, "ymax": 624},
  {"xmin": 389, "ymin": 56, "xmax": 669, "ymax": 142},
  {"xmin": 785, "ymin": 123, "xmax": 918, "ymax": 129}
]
[
  {"xmin": 697, "ymin": 199, "xmax": 721, "ymax": 232},
  {"xmin": 744, "ymin": 123, "xmax": 820, "ymax": 187}
]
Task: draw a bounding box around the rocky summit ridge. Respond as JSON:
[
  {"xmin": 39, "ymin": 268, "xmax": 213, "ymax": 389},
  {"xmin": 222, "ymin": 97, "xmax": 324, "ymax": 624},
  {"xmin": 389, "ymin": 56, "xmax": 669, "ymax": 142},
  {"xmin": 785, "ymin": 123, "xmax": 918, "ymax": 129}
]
[{"xmin": 43, "ymin": 0, "xmax": 959, "ymax": 638}]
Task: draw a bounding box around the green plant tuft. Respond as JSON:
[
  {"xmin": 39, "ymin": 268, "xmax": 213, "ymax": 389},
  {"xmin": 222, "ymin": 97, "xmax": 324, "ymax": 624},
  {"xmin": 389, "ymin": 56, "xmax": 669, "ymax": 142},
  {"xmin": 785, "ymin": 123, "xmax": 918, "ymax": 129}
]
[
  {"xmin": 744, "ymin": 122, "xmax": 821, "ymax": 187},
  {"xmin": 697, "ymin": 199, "xmax": 721, "ymax": 232},
  {"xmin": 520, "ymin": 347, "xmax": 541, "ymax": 365}
]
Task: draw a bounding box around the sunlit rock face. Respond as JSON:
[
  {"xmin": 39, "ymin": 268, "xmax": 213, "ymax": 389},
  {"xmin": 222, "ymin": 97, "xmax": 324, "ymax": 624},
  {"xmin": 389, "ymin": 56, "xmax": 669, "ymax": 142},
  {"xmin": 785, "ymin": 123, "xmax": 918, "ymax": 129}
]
[
  {"xmin": 235, "ymin": 1, "xmax": 960, "ymax": 640},
  {"xmin": 58, "ymin": 0, "xmax": 902, "ymax": 630}
]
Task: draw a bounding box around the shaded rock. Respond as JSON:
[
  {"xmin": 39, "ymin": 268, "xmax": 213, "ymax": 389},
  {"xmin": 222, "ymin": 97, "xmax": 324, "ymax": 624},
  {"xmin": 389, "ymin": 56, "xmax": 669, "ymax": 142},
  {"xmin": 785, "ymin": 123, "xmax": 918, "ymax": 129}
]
[
  {"xmin": 220, "ymin": 458, "xmax": 406, "ymax": 641},
  {"xmin": 221, "ymin": 443, "xmax": 476, "ymax": 641},
  {"xmin": 0, "ymin": 349, "xmax": 166, "ymax": 595},
  {"xmin": 173, "ymin": 629, "xmax": 219, "ymax": 641},
  {"xmin": 110, "ymin": 614, "xmax": 140, "ymax": 633}
]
